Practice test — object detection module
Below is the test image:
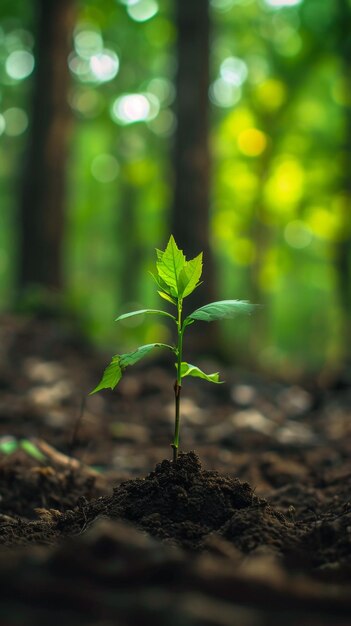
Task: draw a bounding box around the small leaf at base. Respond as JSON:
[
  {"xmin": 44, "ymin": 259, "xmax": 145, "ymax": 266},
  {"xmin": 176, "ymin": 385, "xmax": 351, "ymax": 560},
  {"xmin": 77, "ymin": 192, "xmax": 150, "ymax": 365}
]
[{"xmin": 157, "ymin": 291, "xmax": 177, "ymax": 306}]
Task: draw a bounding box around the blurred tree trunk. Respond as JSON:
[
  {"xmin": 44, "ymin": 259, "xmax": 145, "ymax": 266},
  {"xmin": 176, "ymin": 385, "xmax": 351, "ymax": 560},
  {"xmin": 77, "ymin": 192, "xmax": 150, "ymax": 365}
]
[
  {"xmin": 18, "ymin": 0, "xmax": 75, "ymax": 296},
  {"xmin": 171, "ymin": 0, "xmax": 217, "ymax": 353},
  {"xmin": 171, "ymin": 0, "xmax": 213, "ymax": 297},
  {"xmin": 335, "ymin": 0, "xmax": 351, "ymax": 366}
]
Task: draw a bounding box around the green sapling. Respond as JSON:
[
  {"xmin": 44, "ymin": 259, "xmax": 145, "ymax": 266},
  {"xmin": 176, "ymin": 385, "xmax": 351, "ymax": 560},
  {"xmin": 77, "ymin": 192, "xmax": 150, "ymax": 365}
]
[{"xmin": 91, "ymin": 235, "xmax": 257, "ymax": 461}]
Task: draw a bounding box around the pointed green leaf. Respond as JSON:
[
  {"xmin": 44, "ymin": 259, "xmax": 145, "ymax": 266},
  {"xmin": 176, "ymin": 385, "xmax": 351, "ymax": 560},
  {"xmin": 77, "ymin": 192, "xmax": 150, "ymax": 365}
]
[
  {"xmin": 178, "ymin": 252, "xmax": 203, "ymax": 298},
  {"xmin": 90, "ymin": 343, "xmax": 175, "ymax": 394},
  {"xmin": 115, "ymin": 309, "xmax": 176, "ymax": 322},
  {"xmin": 179, "ymin": 362, "xmax": 223, "ymax": 384},
  {"xmin": 20, "ymin": 439, "xmax": 47, "ymax": 462},
  {"xmin": 156, "ymin": 235, "xmax": 186, "ymax": 297},
  {"xmin": 157, "ymin": 291, "xmax": 177, "ymax": 306},
  {"xmin": 149, "ymin": 271, "xmax": 174, "ymax": 298},
  {"xmin": 90, "ymin": 356, "xmax": 122, "ymax": 394},
  {"xmin": 186, "ymin": 300, "xmax": 257, "ymax": 323},
  {"xmin": 119, "ymin": 343, "xmax": 174, "ymax": 367}
]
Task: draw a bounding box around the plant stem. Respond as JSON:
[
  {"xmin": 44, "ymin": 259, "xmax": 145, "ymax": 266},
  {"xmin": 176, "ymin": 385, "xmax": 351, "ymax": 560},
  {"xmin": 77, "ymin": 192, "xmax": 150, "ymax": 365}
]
[{"xmin": 172, "ymin": 299, "xmax": 183, "ymax": 462}]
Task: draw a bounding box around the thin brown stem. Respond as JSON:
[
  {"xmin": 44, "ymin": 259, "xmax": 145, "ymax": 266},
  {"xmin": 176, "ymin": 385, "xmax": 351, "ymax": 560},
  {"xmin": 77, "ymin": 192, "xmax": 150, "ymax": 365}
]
[
  {"xmin": 172, "ymin": 380, "xmax": 182, "ymax": 461},
  {"xmin": 171, "ymin": 298, "xmax": 184, "ymax": 461}
]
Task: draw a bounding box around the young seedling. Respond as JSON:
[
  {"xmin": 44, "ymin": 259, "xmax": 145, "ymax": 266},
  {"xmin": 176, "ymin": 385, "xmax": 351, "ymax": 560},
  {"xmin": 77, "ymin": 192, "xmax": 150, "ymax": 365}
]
[{"xmin": 91, "ymin": 235, "xmax": 257, "ymax": 461}]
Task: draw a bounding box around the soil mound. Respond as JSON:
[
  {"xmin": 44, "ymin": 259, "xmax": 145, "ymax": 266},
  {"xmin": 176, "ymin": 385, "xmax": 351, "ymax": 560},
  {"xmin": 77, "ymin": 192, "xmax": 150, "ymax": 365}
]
[{"xmin": 76, "ymin": 451, "xmax": 293, "ymax": 552}]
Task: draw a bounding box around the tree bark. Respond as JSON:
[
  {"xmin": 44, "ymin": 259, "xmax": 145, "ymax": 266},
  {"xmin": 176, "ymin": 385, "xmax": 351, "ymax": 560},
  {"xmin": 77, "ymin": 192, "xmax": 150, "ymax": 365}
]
[
  {"xmin": 171, "ymin": 0, "xmax": 217, "ymax": 353},
  {"xmin": 334, "ymin": 0, "xmax": 351, "ymax": 366},
  {"xmin": 18, "ymin": 0, "xmax": 75, "ymax": 294},
  {"xmin": 171, "ymin": 0, "xmax": 214, "ymax": 300}
]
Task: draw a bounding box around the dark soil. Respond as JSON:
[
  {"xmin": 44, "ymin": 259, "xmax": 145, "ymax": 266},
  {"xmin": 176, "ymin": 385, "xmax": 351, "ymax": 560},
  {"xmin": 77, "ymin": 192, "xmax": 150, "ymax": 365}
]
[{"xmin": 0, "ymin": 314, "xmax": 351, "ymax": 625}]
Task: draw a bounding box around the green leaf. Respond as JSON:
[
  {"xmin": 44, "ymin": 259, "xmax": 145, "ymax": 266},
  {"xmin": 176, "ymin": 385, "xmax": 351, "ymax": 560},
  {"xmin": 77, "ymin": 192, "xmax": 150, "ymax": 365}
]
[
  {"xmin": 149, "ymin": 271, "xmax": 174, "ymax": 298},
  {"xmin": 186, "ymin": 300, "xmax": 257, "ymax": 323},
  {"xmin": 157, "ymin": 291, "xmax": 177, "ymax": 306},
  {"xmin": 90, "ymin": 343, "xmax": 174, "ymax": 394},
  {"xmin": 179, "ymin": 362, "xmax": 223, "ymax": 384},
  {"xmin": 90, "ymin": 356, "xmax": 122, "ymax": 394},
  {"xmin": 119, "ymin": 343, "xmax": 174, "ymax": 367},
  {"xmin": 178, "ymin": 252, "xmax": 203, "ymax": 298},
  {"xmin": 20, "ymin": 439, "xmax": 47, "ymax": 462},
  {"xmin": 156, "ymin": 235, "xmax": 186, "ymax": 297},
  {"xmin": 0, "ymin": 436, "xmax": 18, "ymax": 455},
  {"xmin": 115, "ymin": 309, "xmax": 176, "ymax": 322}
]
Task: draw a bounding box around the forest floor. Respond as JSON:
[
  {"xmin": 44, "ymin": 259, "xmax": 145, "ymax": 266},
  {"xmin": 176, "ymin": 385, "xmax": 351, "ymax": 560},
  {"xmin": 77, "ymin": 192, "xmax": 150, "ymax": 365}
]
[{"xmin": 0, "ymin": 314, "xmax": 350, "ymax": 626}]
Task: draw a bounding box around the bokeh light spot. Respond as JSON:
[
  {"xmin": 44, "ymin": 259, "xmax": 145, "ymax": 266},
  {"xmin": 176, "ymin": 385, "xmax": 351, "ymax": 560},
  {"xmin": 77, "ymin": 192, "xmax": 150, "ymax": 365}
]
[
  {"xmin": 91, "ymin": 154, "xmax": 119, "ymax": 183},
  {"xmin": 209, "ymin": 79, "xmax": 242, "ymax": 108},
  {"xmin": 307, "ymin": 208, "xmax": 338, "ymax": 240},
  {"xmin": 68, "ymin": 53, "xmax": 92, "ymax": 81},
  {"xmin": 111, "ymin": 93, "xmax": 159, "ymax": 125},
  {"xmin": 210, "ymin": 0, "xmax": 236, "ymax": 11},
  {"xmin": 5, "ymin": 50, "xmax": 34, "ymax": 80},
  {"xmin": 284, "ymin": 220, "xmax": 313, "ymax": 249},
  {"xmin": 274, "ymin": 28, "xmax": 302, "ymax": 57},
  {"xmin": 265, "ymin": 158, "xmax": 304, "ymax": 209},
  {"xmin": 74, "ymin": 29, "xmax": 103, "ymax": 59},
  {"xmin": 254, "ymin": 79, "xmax": 286, "ymax": 111},
  {"xmin": 147, "ymin": 77, "xmax": 175, "ymax": 106},
  {"xmin": 90, "ymin": 49, "xmax": 119, "ymax": 82},
  {"xmin": 237, "ymin": 128, "xmax": 267, "ymax": 156},
  {"xmin": 147, "ymin": 109, "xmax": 176, "ymax": 136},
  {"xmin": 69, "ymin": 88, "xmax": 104, "ymax": 118},
  {"xmin": 220, "ymin": 56, "xmax": 248, "ymax": 86},
  {"xmin": 3, "ymin": 108, "xmax": 28, "ymax": 136},
  {"xmin": 0, "ymin": 114, "xmax": 5, "ymax": 136},
  {"xmin": 127, "ymin": 0, "xmax": 158, "ymax": 22},
  {"xmin": 264, "ymin": 0, "xmax": 303, "ymax": 7},
  {"xmin": 69, "ymin": 49, "xmax": 119, "ymax": 84}
]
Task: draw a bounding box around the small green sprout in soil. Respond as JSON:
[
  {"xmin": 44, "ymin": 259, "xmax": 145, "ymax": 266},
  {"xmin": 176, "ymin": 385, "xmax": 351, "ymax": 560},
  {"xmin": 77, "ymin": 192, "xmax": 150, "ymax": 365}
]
[{"xmin": 91, "ymin": 235, "xmax": 257, "ymax": 461}]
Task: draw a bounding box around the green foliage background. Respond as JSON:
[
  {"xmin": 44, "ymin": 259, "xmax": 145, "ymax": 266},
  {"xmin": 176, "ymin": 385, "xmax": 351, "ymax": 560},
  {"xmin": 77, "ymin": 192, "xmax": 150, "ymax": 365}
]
[{"xmin": 0, "ymin": 0, "xmax": 350, "ymax": 377}]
